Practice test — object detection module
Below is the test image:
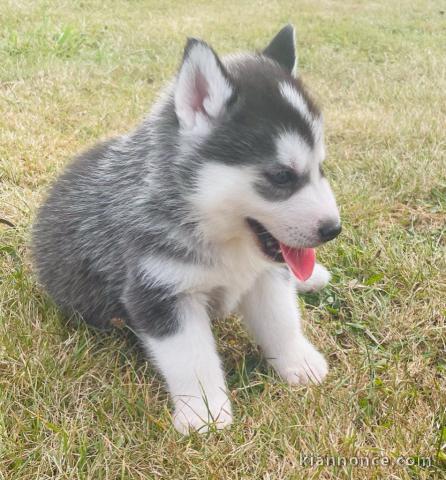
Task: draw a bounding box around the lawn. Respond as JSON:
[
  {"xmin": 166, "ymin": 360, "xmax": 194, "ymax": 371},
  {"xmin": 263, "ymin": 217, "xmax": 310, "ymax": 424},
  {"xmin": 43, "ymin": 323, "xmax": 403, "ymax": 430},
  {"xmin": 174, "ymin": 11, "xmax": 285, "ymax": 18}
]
[{"xmin": 1, "ymin": 0, "xmax": 445, "ymax": 478}]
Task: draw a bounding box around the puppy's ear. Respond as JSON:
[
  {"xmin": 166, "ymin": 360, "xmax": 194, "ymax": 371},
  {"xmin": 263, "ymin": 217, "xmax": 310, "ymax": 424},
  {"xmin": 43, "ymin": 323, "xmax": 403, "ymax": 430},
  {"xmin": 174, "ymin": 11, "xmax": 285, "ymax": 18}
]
[
  {"xmin": 174, "ymin": 38, "xmax": 235, "ymax": 134},
  {"xmin": 263, "ymin": 25, "xmax": 296, "ymax": 74}
]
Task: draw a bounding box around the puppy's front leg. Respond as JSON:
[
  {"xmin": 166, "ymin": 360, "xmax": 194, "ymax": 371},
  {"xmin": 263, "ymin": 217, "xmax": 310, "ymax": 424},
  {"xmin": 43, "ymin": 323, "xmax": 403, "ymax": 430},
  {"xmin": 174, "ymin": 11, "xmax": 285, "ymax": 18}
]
[
  {"xmin": 124, "ymin": 275, "xmax": 232, "ymax": 434},
  {"xmin": 239, "ymin": 267, "xmax": 328, "ymax": 385}
]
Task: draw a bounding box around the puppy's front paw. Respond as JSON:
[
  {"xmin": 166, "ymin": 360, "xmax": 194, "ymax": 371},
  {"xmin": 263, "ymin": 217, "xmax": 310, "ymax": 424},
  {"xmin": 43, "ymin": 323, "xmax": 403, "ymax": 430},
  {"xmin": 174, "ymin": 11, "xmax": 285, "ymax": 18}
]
[
  {"xmin": 295, "ymin": 263, "xmax": 331, "ymax": 293},
  {"xmin": 173, "ymin": 395, "xmax": 233, "ymax": 435},
  {"xmin": 272, "ymin": 339, "xmax": 328, "ymax": 385}
]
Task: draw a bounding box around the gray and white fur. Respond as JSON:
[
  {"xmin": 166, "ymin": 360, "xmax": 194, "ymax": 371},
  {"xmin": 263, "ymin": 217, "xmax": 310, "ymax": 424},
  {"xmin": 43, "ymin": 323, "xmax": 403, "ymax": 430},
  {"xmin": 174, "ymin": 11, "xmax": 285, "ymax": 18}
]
[{"xmin": 32, "ymin": 25, "xmax": 341, "ymax": 434}]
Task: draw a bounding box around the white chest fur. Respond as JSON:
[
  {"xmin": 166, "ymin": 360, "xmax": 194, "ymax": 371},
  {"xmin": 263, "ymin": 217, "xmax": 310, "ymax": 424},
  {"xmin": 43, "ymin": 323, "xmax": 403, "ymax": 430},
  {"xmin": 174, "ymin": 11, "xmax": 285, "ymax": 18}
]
[{"xmin": 139, "ymin": 239, "xmax": 270, "ymax": 316}]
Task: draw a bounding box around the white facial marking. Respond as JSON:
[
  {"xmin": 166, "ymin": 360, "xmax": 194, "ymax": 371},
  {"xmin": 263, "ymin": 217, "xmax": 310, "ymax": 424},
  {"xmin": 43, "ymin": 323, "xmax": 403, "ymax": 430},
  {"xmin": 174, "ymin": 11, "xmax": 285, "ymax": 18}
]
[
  {"xmin": 280, "ymin": 82, "xmax": 311, "ymax": 121},
  {"xmin": 275, "ymin": 130, "xmax": 313, "ymax": 171},
  {"xmin": 279, "ymin": 81, "xmax": 323, "ymax": 142},
  {"xmin": 191, "ymin": 162, "xmax": 340, "ymax": 250}
]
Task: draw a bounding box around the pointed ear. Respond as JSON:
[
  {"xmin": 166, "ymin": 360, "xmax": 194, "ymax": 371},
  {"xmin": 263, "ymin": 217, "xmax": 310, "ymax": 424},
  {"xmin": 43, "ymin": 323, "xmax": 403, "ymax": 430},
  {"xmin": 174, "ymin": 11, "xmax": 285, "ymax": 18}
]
[
  {"xmin": 174, "ymin": 38, "xmax": 235, "ymax": 134},
  {"xmin": 263, "ymin": 24, "xmax": 296, "ymax": 74}
]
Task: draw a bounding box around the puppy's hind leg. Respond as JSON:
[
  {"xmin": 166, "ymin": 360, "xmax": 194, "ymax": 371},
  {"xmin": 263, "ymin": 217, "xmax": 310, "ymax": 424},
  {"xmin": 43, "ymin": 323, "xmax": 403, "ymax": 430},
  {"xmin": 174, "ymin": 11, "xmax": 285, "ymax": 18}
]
[
  {"xmin": 295, "ymin": 263, "xmax": 331, "ymax": 294},
  {"xmin": 123, "ymin": 273, "xmax": 232, "ymax": 434}
]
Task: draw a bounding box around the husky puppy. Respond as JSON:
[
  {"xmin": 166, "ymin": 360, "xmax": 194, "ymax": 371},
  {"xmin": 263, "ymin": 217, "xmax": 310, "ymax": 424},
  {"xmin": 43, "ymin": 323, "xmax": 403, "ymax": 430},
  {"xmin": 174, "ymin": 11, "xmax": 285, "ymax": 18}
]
[{"xmin": 32, "ymin": 25, "xmax": 341, "ymax": 433}]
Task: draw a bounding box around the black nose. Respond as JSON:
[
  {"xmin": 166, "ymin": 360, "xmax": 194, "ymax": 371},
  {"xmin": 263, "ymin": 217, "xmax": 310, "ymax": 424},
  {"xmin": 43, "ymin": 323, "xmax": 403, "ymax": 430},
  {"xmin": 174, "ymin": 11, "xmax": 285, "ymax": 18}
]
[{"xmin": 318, "ymin": 221, "xmax": 342, "ymax": 242}]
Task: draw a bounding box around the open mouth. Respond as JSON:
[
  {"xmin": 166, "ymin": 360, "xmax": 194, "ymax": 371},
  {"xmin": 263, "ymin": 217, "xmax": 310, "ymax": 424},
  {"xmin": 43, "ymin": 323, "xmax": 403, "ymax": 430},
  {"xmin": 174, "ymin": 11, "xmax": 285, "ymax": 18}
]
[
  {"xmin": 246, "ymin": 218, "xmax": 284, "ymax": 262},
  {"xmin": 246, "ymin": 218, "xmax": 316, "ymax": 281}
]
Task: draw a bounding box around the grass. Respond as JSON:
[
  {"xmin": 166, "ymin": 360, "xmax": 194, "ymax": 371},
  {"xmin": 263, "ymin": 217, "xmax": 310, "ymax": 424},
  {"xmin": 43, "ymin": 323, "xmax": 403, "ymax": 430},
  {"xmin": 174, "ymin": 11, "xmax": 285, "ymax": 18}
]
[{"xmin": 1, "ymin": 0, "xmax": 445, "ymax": 478}]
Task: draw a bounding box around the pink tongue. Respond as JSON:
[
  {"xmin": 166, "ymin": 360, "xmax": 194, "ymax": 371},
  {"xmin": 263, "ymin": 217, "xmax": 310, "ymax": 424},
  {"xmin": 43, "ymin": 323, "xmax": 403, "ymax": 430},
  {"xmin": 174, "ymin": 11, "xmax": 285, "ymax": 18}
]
[{"xmin": 279, "ymin": 244, "xmax": 316, "ymax": 281}]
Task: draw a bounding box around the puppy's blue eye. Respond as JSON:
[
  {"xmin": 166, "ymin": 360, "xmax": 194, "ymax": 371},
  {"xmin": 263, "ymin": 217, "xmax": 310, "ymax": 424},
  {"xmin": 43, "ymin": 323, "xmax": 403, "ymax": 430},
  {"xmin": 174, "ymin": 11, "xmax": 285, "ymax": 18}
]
[{"xmin": 266, "ymin": 169, "xmax": 296, "ymax": 186}]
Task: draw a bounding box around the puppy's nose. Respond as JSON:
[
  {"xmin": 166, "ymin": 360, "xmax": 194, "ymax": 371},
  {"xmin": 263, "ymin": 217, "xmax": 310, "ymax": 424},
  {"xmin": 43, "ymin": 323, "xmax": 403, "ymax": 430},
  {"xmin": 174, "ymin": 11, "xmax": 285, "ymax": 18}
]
[{"xmin": 318, "ymin": 221, "xmax": 342, "ymax": 242}]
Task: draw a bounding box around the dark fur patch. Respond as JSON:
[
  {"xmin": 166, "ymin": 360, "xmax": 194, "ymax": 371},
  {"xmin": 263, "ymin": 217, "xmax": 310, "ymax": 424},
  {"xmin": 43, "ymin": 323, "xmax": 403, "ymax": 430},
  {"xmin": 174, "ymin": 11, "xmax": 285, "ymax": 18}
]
[
  {"xmin": 123, "ymin": 272, "xmax": 179, "ymax": 337},
  {"xmin": 263, "ymin": 24, "xmax": 296, "ymax": 73},
  {"xmin": 197, "ymin": 56, "xmax": 319, "ymax": 170},
  {"xmin": 255, "ymin": 169, "xmax": 311, "ymax": 201}
]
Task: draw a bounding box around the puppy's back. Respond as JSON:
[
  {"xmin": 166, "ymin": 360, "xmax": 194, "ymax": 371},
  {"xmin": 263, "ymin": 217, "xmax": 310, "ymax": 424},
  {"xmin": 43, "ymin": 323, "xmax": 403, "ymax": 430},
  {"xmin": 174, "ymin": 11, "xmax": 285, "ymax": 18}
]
[{"xmin": 31, "ymin": 138, "xmax": 131, "ymax": 327}]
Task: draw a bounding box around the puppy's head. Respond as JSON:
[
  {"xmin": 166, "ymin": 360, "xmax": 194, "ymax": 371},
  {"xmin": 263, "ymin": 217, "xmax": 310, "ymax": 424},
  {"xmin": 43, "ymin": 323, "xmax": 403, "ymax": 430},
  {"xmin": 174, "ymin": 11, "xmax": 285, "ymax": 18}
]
[{"xmin": 174, "ymin": 26, "xmax": 341, "ymax": 277}]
